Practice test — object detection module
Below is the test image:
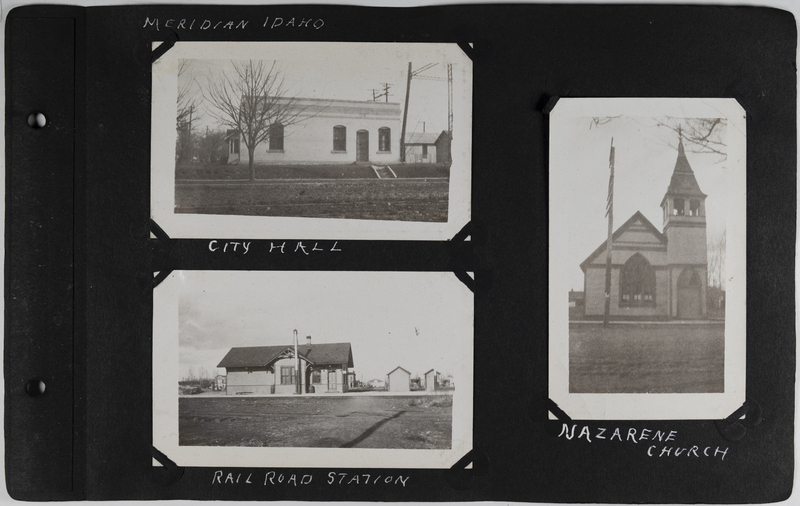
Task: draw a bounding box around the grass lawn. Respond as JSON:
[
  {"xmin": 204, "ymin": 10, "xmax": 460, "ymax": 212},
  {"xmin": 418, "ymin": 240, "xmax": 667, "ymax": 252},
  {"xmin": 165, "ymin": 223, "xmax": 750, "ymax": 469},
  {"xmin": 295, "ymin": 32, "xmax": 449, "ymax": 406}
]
[
  {"xmin": 175, "ymin": 179, "xmax": 449, "ymax": 222},
  {"xmin": 179, "ymin": 395, "xmax": 453, "ymax": 449},
  {"xmin": 175, "ymin": 163, "xmax": 450, "ymax": 181},
  {"xmin": 569, "ymin": 323, "xmax": 724, "ymax": 393}
]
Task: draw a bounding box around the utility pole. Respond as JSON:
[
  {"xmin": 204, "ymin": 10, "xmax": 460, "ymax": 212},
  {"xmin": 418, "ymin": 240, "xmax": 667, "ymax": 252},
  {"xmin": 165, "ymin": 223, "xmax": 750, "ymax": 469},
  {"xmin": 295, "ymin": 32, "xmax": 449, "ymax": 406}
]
[
  {"xmin": 400, "ymin": 63, "xmax": 412, "ymax": 162},
  {"xmin": 371, "ymin": 83, "xmax": 393, "ymax": 102},
  {"xmin": 187, "ymin": 104, "xmax": 193, "ymax": 162},
  {"xmin": 447, "ymin": 63, "xmax": 454, "ymax": 134}
]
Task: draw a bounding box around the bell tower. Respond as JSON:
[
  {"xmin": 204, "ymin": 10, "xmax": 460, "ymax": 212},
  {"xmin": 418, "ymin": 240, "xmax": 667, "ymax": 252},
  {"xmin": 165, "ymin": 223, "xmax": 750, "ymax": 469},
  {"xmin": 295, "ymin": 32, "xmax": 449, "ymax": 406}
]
[{"xmin": 659, "ymin": 130, "xmax": 708, "ymax": 318}]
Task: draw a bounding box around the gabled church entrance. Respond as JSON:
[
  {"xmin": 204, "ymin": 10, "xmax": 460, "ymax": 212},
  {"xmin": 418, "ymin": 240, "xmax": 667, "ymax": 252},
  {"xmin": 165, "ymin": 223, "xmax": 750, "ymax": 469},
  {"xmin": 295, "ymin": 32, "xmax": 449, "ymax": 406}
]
[{"xmin": 677, "ymin": 268, "xmax": 702, "ymax": 319}]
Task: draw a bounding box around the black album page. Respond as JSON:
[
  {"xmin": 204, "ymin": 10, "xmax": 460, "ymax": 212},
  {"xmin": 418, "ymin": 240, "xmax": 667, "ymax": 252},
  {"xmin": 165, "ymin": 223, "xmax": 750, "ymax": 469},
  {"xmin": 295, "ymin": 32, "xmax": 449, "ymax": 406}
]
[{"xmin": 4, "ymin": 3, "xmax": 796, "ymax": 503}]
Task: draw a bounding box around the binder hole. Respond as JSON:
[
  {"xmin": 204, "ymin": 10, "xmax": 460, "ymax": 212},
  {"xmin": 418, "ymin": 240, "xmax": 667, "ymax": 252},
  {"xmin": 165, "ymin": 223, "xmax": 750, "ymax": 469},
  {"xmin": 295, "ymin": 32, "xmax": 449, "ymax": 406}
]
[
  {"xmin": 27, "ymin": 112, "xmax": 46, "ymax": 129},
  {"xmin": 25, "ymin": 379, "xmax": 46, "ymax": 396}
]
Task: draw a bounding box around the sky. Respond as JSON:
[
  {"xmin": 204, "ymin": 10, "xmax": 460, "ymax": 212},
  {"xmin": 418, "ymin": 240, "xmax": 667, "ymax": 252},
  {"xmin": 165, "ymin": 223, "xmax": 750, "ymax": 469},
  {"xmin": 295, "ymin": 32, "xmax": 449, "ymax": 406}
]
[
  {"xmin": 550, "ymin": 115, "xmax": 736, "ymax": 291},
  {"xmin": 178, "ymin": 55, "xmax": 455, "ymax": 140},
  {"xmin": 177, "ymin": 271, "xmax": 473, "ymax": 383}
]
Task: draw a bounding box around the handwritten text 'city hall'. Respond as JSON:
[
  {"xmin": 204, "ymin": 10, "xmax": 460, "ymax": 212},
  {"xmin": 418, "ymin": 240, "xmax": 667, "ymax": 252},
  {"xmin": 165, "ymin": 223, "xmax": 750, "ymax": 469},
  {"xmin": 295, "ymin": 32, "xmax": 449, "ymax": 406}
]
[{"xmin": 208, "ymin": 240, "xmax": 341, "ymax": 255}]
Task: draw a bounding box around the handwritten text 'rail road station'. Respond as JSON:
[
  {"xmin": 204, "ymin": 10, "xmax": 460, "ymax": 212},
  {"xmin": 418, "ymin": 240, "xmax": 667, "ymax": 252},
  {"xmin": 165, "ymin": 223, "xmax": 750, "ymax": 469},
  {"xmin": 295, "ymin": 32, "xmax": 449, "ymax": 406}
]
[
  {"xmin": 212, "ymin": 470, "xmax": 409, "ymax": 487},
  {"xmin": 143, "ymin": 16, "xmax": 324, "ymax": 31},
  {"xmin": 558, "ymin": 424, "xmax": 730, "ymax": 460},
  {"xmin": 207, "ymin": 240, "xmax": 341, "ymax": 255}
]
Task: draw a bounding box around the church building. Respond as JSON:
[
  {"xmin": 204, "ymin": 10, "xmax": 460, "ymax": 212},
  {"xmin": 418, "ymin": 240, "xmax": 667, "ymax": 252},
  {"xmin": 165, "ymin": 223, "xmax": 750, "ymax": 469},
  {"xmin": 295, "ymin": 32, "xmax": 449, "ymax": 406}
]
[{"xmin": 580, "ymin": 138, "xmax": 708, "ymax": 320}]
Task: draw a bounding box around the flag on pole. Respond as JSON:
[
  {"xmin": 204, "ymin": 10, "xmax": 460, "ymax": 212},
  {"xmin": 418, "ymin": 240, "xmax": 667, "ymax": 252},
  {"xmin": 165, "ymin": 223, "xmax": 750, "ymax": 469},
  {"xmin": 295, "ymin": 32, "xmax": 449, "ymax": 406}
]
[{"xmin": 605, "ymin": 139, "xmax": 615, "ymax": 217}]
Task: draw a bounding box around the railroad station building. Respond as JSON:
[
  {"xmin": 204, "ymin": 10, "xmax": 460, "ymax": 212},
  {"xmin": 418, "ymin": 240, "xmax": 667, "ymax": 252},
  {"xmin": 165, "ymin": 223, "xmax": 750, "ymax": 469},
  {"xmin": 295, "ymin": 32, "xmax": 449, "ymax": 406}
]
[
  {"xmin": 217, "ymin": 340, "xmax": 354, "ymax": 395},
  {"xmin": 580, "ymin": 139, "xmax": 709, "ymax": 320}
]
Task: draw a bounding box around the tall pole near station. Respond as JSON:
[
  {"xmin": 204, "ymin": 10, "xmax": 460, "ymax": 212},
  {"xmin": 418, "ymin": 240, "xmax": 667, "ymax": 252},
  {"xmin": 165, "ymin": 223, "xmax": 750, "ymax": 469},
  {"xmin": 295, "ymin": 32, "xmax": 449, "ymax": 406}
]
[{"xmin": 293, "ymin": 329, "xmax": 300, "ymax": 394}]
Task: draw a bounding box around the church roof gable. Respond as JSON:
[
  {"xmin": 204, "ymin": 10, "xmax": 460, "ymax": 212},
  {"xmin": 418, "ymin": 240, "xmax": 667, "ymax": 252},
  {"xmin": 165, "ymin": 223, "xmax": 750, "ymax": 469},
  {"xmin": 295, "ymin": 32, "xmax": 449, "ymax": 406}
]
[{"xmin": 580, "ymin": 211, "xmax": 666, "ymax": 271}]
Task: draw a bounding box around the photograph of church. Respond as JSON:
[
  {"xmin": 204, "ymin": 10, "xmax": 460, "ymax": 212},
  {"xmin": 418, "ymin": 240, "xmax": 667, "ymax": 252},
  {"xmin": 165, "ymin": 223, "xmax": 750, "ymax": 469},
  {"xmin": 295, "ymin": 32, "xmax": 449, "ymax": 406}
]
[
  {"xmin": 548, "ymin": 98, "xmax": 746, "ymax": 408},
  {"xmin": 579, "ymin": 139, "xmax": 709, "ymax": 320}
]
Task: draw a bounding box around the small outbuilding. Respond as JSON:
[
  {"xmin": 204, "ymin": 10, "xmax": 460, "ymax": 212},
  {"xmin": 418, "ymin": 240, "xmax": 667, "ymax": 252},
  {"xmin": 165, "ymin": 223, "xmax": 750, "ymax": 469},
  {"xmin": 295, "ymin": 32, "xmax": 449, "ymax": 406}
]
[
  {"xmin": 404, "ymin": 130, "xmax": 452, "ymax": 164},
  {"xmin": 214, "ymin": 374, "xmax": 227, "ymax": 391},
  {"xmin": 424, "ymin": 369, "xmax": 439, "ymax": 392},
  {"xmin": 387, "ymin": 366, "xmax": 411, "ymax": 393},
  {"xmin": 367, "ymin": 378, "xmax": 386, "ymax": 389}
]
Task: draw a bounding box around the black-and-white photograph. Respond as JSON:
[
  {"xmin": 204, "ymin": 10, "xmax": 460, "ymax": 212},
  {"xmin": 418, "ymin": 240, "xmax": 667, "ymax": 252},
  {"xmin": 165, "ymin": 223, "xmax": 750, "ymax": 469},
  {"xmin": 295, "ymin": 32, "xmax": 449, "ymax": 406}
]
[
  {"xmin": 153, "ymin": 271, "xmax": 473, "ymax": 468},
  {"xmin": 151, "ymin": 42, "xmax": 472, "ymax": 240},
  {"xmin": 548, "ymin": 98, "xmax": 746, "ymax": 420}
]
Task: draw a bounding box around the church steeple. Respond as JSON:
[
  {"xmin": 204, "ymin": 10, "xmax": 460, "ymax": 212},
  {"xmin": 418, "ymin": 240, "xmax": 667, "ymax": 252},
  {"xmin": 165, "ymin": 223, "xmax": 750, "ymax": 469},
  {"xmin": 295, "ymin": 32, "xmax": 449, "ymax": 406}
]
[{"xmin": 660, "ymin": 132, "xmax": 707, "ymax": 230}]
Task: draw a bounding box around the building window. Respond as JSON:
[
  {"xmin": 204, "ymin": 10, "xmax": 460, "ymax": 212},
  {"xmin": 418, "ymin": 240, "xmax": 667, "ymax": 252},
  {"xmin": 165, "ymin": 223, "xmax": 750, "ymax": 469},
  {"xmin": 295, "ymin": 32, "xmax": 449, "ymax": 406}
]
[
  {"xmin": 422, "ymin": 144, "xmax": 428, "ymax": 156},
  {"xmin": 333, "ymin": 125, "xmax": 346, "ymax": 152},
  {"xmin": 280, "ymin": 366, "xmax": 295, "ymax": 385},
  {"xmin": 269, "ymin": 122, "xmax": 284, "ymax": 151},
  {"xmin": 311, "ymin": 370, "xmax": 321, "ymax": 384},
  {"xmin": 620, "ymin": 253, "xmax": 656, "ymax": 306},
  {"xmin": 673, "ymin": 198, "xmax": 685, "ymax": 216},
  {"xmin": 689, "ymin": 199, "xmax": 700, "ymax": 216},
  {"xmin": 378, "ymin": 127, "xmax": 391, "ymax": 152}
]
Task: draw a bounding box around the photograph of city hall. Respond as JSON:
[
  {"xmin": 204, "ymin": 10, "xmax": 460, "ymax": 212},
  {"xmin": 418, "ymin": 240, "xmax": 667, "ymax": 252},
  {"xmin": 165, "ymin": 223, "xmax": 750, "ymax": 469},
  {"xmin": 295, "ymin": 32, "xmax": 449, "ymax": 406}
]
[
  {"xmin": 166, "ymin": 42, "xmax": 471, "ymax": 223},
  {"xmin": 550, "ymin": 107, "xmax": 743, "ymax": 395}
]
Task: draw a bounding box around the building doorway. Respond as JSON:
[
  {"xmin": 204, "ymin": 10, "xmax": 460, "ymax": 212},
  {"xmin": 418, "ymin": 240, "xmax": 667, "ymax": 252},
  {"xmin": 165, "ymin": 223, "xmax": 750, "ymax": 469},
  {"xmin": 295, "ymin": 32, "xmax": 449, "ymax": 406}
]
[
  {"xmin": 328, "ymin": 370, "xmax": 337, "ymax": 392},
  {"xmin": 356, "ymin": 130, "xmax": 369, "ymax": 162},
  {"xmin": 677, "ymin": 268, "xmax": 702, "ymax": 319}
]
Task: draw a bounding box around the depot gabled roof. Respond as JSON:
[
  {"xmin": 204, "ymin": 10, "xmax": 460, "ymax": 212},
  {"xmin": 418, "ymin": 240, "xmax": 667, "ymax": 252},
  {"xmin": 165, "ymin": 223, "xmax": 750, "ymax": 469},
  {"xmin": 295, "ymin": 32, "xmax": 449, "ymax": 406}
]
[{"xmin": 217, "ymin": 343, "xmax": 354, "ymax": 369}]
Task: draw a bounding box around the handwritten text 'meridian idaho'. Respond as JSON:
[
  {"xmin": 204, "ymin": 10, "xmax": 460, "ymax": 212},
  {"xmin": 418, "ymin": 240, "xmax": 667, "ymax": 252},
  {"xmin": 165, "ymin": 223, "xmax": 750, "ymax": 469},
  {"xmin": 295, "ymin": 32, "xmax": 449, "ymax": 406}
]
[
  {"xmin": 558, "ymin": 424, "xmax": 729, "ymax": 460},
  {"xmin": 143, "ymin": 16, "xmax": 324, "ymax": 31}
]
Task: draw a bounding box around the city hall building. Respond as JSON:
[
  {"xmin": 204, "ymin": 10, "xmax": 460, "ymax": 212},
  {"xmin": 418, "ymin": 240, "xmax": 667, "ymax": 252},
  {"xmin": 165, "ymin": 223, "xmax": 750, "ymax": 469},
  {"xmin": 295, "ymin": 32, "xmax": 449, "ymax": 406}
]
[
  {"xmin": 580, "ymin": 139, "xmax": 709, "ymax": 320},
  {"xmin": 226, "ymin": 97, "xmax": 402, "ymax": 165}
]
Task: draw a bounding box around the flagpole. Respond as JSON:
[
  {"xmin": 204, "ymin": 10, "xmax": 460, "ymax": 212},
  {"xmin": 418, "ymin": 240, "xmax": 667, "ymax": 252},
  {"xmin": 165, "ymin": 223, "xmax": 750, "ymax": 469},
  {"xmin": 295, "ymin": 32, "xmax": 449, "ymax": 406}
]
[{"xmin": 603, "ymin": 138, "xmax": 615, "ymax": 328}]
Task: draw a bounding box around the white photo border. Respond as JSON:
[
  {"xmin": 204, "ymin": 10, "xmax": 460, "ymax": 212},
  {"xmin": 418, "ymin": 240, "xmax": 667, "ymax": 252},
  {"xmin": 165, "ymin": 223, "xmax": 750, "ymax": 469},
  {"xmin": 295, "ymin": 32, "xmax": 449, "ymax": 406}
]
[
  {"xmin": 150, "ymin": 41, "xmax": 472, "ymax": 240},
  {"xmin": 548, "ymin": 98, "xmax": 746, "ymax": 420}
]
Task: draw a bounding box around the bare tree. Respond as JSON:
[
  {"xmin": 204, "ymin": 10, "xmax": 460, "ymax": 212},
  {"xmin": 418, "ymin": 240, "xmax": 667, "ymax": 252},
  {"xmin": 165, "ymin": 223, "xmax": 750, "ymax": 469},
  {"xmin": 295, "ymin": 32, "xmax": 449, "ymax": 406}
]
[
  {"xmin": 204, "ymin": 60, "xmax": 311, "ymax": 181},
  {"xmin": 177, "ymin": 61, "xmax": 201, "ymax": 129},
  {"xmin": 707, "ymin": 229, "xmax": 726, "ymax": 289},
  {"xmin": 654, "ymin": 117, "xmax": 727, "ymax": 159},
  {"xmin": 589, "ymin": 116, "xmax": 728, "ymax": 160}
]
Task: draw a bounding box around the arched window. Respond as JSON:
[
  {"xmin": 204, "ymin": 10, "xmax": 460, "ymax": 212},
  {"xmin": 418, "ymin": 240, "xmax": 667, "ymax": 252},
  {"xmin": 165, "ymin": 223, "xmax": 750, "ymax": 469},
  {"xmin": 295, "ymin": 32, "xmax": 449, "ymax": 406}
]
[
  {"xmin": 311, "ymin": 370, "xmax": 321, "ymax": 384},
  {"xmin": 333, "ymin": 125, "xmax": 346, "ymax": 152},
  {"xmin": 378, "ymin": 127, "xmax": 391, "ymax": 152},
  {"xmin": 620, "ymin": 253, "xmax": 656, "ymax": 306},
  {"xmin": 269, "ymin": 122, "xmax": 284, "ymax": 151}
]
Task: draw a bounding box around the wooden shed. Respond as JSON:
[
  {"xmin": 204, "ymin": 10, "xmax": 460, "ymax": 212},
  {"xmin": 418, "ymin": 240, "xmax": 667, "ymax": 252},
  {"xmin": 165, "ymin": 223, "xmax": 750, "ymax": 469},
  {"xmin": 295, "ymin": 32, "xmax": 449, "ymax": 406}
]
[{"xmin": 387, "ymin": 366, "xmax": 411, "ymax": 392}]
